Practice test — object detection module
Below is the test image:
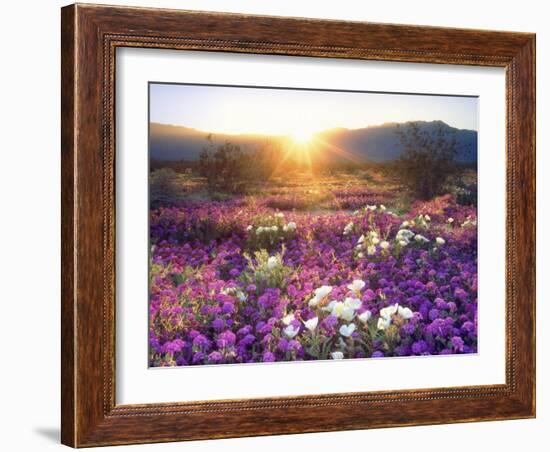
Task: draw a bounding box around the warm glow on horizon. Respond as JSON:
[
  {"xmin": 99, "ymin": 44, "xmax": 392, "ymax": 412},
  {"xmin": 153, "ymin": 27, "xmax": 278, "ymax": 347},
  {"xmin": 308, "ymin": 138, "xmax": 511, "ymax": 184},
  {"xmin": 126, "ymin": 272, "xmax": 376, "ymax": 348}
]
[
  {"xmin": 150, "ymin": 83, "xmax": 479, "ymax": 136},
  {"xmin": 289, "ymin": 128, "xmax": 317, "ymax": 145}
]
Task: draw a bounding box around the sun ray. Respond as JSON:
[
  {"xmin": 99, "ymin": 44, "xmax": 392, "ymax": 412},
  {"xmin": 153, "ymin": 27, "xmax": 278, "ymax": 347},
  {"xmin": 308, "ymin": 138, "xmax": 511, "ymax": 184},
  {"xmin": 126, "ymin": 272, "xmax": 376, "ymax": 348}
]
[
  {"xmin": 313, "ymin": 138, "xmax": 365, "ymax": 165},
  {"xmin": 267, "ymin": 141, "xmax": 299, "ymax": 180},
  {"xmin": 289, "ymin": 129, "xmax": 315, "ymax": 145}
]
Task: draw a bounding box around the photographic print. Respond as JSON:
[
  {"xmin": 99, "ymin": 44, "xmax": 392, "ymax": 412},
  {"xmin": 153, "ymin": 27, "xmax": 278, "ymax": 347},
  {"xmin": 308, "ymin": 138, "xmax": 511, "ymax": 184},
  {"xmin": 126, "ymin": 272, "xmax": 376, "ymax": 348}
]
[{"xmin": 148, "ymin": 83, "xmax": 478, "ymax": 367}]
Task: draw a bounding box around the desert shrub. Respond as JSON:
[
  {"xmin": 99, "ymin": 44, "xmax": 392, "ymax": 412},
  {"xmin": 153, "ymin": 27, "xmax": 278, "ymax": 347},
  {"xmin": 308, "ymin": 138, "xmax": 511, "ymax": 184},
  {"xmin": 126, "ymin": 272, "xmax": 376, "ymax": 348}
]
[
  {"xmin": 150, "ymin": 168, "xmax": 184, "ymax": 207},
  {"xmin": 450, "ymin": 179, "xmax": 478, "ymax": 206},
  {"xmin": 181, "ymin": 216, "xmax": 236, "ymax": 243},
  {"xmin": 389, "ymin": 193, "xmax": 413, "ymax": 215},
  {"xmin": 394, "ymin": 122, "xmax": 462, "ymax": 200},
  {"xmin": 198, "ymin": 136, "xmax": 249, "ymax": 193},
  {"xmin": 198, "ymin": 136, "xmax": 280, "ymax": 193}
]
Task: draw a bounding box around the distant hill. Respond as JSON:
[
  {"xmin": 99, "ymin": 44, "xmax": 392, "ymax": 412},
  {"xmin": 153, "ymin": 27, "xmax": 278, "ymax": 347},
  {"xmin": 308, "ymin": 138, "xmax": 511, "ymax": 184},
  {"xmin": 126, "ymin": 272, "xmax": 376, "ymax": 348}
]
[{"xmin": 149, "ymin": 120, "xmax": 477, "ymax": 163}]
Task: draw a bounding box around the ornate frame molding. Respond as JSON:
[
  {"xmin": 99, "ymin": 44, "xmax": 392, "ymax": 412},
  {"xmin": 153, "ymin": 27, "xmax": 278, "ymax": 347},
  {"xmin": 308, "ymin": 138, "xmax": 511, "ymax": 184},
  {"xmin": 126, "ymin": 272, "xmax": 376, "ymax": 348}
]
[{"xmin": 62, "ymin": 4, "xmax": 535, "ymax": 447}]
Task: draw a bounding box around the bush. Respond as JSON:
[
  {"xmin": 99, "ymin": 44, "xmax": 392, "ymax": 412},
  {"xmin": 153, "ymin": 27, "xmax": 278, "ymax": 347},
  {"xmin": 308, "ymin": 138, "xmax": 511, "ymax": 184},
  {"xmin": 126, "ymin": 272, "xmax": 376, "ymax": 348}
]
[
  {"xmin": 245, "ymin": 213, "xmax": 297, "ymax": 251},
  {"xmin": 198, "ymin": 136, "xmax": 281, "ymax": 193},
  {"xmin": 240, "ymin": 248, "xmax": 291, "ymax": 292},
  {"xmin": 450, "ymin": 179, "xmax": 478, "ymax": 206},
  {"xmin": 150, "ymin": 168, "xmax": 184, "ymax": 207},
  {"xmin": 394, "ymin": 122, "xmax": 461, "ymax": 200}
]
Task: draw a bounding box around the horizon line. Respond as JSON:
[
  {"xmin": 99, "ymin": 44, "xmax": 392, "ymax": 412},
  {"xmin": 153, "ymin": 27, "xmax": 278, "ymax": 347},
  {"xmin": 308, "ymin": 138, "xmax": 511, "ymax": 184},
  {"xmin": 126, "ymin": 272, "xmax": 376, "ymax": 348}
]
[{"xmin": 149, "ymin": 118, "xmax": 478, "ymax": 138}]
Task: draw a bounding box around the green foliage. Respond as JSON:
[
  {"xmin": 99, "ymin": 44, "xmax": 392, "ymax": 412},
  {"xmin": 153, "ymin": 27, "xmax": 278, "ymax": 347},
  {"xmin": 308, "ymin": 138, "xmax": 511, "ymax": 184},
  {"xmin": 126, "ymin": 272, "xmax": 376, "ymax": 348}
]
[
  {"xmin": 394, "ymin": 122, "xmax": 462, "ymax": 200},
  {"xmin": 264, "ymin": 191, "xmax": 333, "ymax": 211},
  {"xmin": 450, "ymin": 179, "xmax": 478, "ymax": 206},
  {"xmin": 178, "ymin": 216, "xmax": 237, "ymax": 244},
  {"xmin": 198, "ymin": 135, "xmax": 281, "ymax": 193},
  {"xmin": 149, "ymin": 168, "xmax": 184, "ymax": 208},
  {"xmin": 245, "ymin": 214, "xmax": 297, "ymax": 251},
  {"xmin": 389, "ymin": 193, "xmax": 413, "ymax": 216},
  {"xmin": 170, "ymin": 265, "xmax": 199, "ymax": 287},
  {"xmin": 240, "ymin": 247, "xmax": 291, "ymax": 292}
]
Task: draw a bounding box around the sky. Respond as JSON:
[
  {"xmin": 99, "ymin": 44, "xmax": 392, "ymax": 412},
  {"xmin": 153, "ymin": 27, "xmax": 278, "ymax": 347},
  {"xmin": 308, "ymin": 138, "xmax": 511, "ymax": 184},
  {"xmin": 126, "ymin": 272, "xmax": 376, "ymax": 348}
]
[{"xmin": 149, "ymin": 83, "xmax": 478, "ymax": 137}]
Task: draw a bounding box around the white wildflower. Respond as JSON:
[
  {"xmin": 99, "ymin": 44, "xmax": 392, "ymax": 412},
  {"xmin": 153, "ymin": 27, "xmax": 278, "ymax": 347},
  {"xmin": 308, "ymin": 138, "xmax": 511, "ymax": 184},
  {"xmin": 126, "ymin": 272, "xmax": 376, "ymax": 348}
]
[
  {"xmin": 379, "ymin": 303, "xmax": 414, "ymax": 323},
  {"xmin": 380, "ymin": 303, "xmax": 399, "ymax": 319},
  {"xmin": 343, "ymin": 222, "xmax": 354, "ymax": 235},
  {"xmin": 331, "ymin": 351, "xmax": 344, "ymax": 360},
  {"xmin": 282, "ymin": 313, "xmax": 295, "ymax": 325},
  {"xmin": 221, "ymin": 287, "xmax": 236, "ymax": 295},
  {"xmin": 367, "ymin": 245, "xmax": 376, "ymax": 255},
  {"xmin": 344, "ymin": 297, "xmax": 362, "ymax": 310},
  {"xmin": 396, "ymin": 229, "xmax": 415, "ymax": 241},
  {"xmin": 377, "ymin": 316, "xmax": 392, "ymax": 330},
  {"xmin": 380, "ymin": 241, "xmax": 390, "ymax": 250},
  {"xmin": 461, "ymin": 218, "xmax": 476, "ymax": 228},
  {"xmin": 308, "ymin": 297, "xmax": 319, "ymax": 308},
  {"xmin": 246, "ymin": 225, "xmax": 253, "ymax": 232},
  {"xmin": 358, "ymin": 310, "xmax": 372, "ymax": 323},
  {"xmin": 414, "ymin": 234, "xmax": 430, "ymax": 243},
  {"xmin": 304, "ymin": 317, "xmax": 319, "ymax": 332},
  {"xmin": 308, "ymin": 285, "xmax": 333, "ymax": 307},
  {"xmin": 283, "ymin": 324, "xmax": 300, "ymax": 338},
  {"xmin": 397, "ymin": 306, "xmax": 414, "ymax": 320},
  {"xmin": 347, "ymin": 279, "xmax": 365, "ymax": 293},
  {"xmin": 436, "ymin": 237, "xmax": 446, "ymax": 245},
  {"xmin": 267, "ymin": 256, "xmax": 279, "ymax": 270},
  {"xmin": 339, "ymin": 324, "xmax": 356, "ymax": 337},
  {"xmin": 447, "ymin": 217, "xmax": 454, "ymax": 224},
  {"xmin": 357, "ymin": 234, "xmax": 365, "ymax": 245},
  {"xmin": 326, "ymin": 301, "xmax": 354, "ymax": 321},
  {"xmin": 322, "ymin": 300, "xmax": 337, "ymax": 312},
  {"xmin": 341, "ymin": 307, "xmax": 355, "ymax": 321},
  {"xmin": 314, "ymin": 285, "xmax": 332, "ymax": 299}
]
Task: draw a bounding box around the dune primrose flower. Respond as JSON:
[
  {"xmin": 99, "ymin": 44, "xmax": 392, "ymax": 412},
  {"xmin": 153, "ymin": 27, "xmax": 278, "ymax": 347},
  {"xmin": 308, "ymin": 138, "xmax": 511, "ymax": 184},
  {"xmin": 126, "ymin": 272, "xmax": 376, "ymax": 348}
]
[
  {"xmin": 283, "ymin": 324, "xmax": 300, "ymax": 338},
  {"xmin": 339, "ymin": 324, "xmax": 356, "ymax": 337},
  {"xmin": 347, "ymin": 279, "xmax": 365, "ymax": 293},
  {"xmin": 304, "ymin": 317, "xmax": 319, "ymax": 332}
]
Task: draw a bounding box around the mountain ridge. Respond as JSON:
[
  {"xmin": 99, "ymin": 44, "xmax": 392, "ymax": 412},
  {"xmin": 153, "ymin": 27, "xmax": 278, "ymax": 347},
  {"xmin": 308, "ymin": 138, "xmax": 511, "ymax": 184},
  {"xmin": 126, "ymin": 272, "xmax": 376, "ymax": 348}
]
[{"xmin": 149, "ymin": 120, "xmax": 478, "ymax": 163}]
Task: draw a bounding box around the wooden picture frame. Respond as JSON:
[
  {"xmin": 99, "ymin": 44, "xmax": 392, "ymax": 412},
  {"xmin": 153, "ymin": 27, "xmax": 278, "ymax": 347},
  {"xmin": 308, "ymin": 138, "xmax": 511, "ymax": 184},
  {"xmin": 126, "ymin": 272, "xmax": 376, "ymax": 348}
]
[{"xmin": 61, "ymin": 3, "xmax": 535, "ymax": 447}]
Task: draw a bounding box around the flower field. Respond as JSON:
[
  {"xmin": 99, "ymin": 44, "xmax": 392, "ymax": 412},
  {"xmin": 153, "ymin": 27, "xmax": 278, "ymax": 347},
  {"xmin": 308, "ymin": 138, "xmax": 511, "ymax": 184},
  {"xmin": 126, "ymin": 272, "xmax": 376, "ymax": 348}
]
[{"xmin": 149, "ymin": 172, "xmax": 478, "ymax": 366}]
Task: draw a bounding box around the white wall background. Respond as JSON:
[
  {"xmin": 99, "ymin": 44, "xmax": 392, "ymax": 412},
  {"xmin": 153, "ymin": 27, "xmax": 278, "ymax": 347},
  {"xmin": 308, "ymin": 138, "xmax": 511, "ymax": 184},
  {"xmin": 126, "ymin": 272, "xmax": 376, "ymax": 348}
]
[{"xmin": 0, "ymin": 1, "xmax": 546, "ymax": 450}]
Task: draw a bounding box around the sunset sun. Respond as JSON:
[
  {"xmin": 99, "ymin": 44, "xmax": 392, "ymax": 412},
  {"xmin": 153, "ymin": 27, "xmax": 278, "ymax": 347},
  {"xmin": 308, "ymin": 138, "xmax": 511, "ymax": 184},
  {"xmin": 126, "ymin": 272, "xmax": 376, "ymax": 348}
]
[
  {"xmin": 148, "ymin": 81, "xmax": 480, "ymax": 370},
  {"xmin": 289, "ymin": 129, "xmax": 315, "ymax": 145}
]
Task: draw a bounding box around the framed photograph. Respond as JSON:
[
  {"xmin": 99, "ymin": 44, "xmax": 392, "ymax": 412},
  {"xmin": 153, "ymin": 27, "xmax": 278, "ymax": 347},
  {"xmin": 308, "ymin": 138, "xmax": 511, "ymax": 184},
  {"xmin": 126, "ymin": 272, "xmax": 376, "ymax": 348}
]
[{"xmin": 61, "ymin": 3, "xmax": 535, "ymax": 447}]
